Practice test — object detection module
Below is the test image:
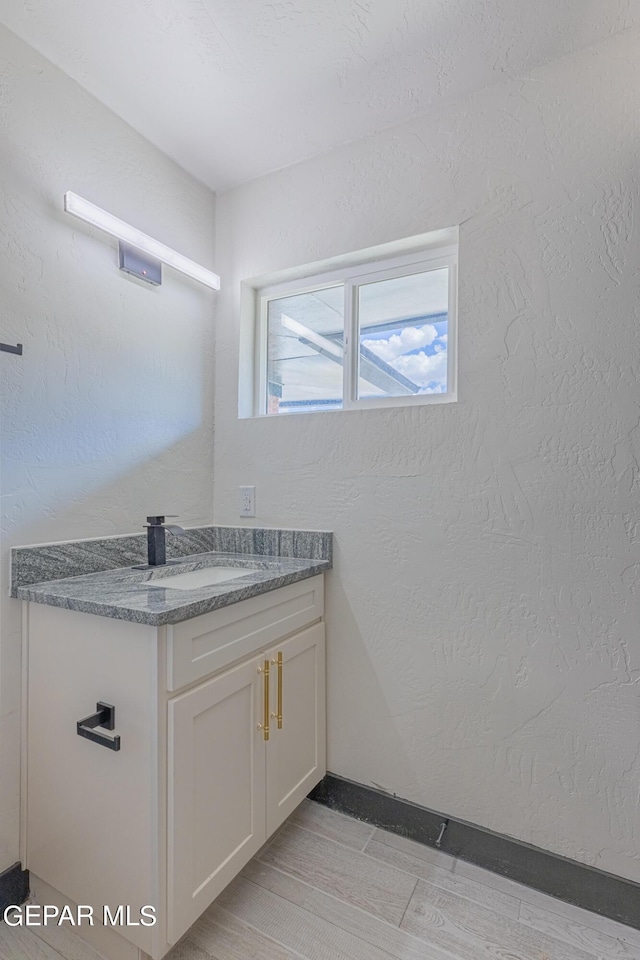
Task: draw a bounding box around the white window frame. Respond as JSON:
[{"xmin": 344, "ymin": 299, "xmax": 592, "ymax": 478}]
[{"xmin": 254, "ymin": 245, "xmax": 457, "ymax": 416}]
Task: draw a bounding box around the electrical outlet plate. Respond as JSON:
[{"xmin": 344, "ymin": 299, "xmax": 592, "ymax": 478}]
[{"xmin": 240, "ymin": 485, "xmax": 256, "ymax": 517}]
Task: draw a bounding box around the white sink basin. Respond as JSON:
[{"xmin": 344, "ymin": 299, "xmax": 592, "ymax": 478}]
[{"xmin": 147, "ymin": 566, "xmax": 255, "ymax": 591}]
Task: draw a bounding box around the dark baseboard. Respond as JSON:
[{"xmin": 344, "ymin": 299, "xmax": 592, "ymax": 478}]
[
  {"xmin": 309, "ymin": 773, "xmax": 640, "ymax": 931},
  {"xmin": 0, "ymin": 862, "xmax": 29, "ymax": 914}
]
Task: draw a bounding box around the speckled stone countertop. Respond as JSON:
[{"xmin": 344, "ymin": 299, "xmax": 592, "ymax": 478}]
[{"xmin": 16, "ymin": 551, "xmax": 330, "ymax": 626}]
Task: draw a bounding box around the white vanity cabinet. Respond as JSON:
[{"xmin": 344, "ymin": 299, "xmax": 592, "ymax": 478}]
[{"xmin": 22, "ymin": 574, "xmax": 325, "ymax": 960}]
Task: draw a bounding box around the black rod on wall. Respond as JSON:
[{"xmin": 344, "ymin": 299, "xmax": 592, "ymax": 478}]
[{"xmin": 0, "ymin": 342, "xmax": 23, "ymax": 355}]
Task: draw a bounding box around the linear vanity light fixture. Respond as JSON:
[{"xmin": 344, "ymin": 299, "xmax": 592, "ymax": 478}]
[{"xmin": 63, "ymin": 192, "xmax": 220, "ymax": 290}]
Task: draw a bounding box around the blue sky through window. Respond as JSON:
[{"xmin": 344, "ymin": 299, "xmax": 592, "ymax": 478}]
[{"xmin": 361, "ymin": 317, "xmax": 448, "ymax": 394}]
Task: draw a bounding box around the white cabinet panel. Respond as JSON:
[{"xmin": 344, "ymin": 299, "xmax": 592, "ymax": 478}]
[
  {"xmin": 25, "ymin": 605, "xmax": 158, "ymax": 956},
  {"xmin": 266, "ymin": 623, "xmax": 326, "ymax": 835},
  {"xmin": 167, "ymin": 656, "xmax": 266, "ymax": 943}
]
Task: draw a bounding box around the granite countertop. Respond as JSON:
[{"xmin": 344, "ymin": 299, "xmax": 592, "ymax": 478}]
[{"xmin": 16, "ymin": 551, "xmax": 330, "ymax": 626}]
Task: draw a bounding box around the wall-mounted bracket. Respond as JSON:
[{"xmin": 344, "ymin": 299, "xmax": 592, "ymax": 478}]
[
  {"xmin": 0, "ymin": 343, "xmax": 23, "ymax": 355},
  {"xmin": 77, "ymin": 701, "xmax": 121, "ymax": 751},
  {"xmin": 119, "ymin": 242, "xmax": 162, "ymax": 285}
]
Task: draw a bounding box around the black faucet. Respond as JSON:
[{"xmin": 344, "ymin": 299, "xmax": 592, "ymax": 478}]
[{"xmin": 144, "ymin": 515, "xmax": 186, "ymax": 566}]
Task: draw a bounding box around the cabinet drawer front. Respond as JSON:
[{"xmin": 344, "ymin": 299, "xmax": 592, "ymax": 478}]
[{"xmin": 167, "ymin": 575, "xmax": 324, "ymax": 690}]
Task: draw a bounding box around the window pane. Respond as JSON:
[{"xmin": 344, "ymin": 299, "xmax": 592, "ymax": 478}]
[
  {"xmin": 357, "ymin": 268, "xmax": 449, "ymax": 399},
  {"xmin": 266, "ymin": 286, "xmax": 344, "ymax": 414}
]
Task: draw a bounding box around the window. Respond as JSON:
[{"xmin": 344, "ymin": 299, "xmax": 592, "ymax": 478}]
[{"xmin": 254, "ymin": 244, "xmax": 457, "ymax": 416}]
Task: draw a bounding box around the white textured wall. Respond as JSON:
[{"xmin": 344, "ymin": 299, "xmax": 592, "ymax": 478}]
[
  {"xmin": 0, "ymin": 26, "xmax": 216, "ymax": 871},
  {"xmin": 214, "ymin": 29, "xmax": 640, "ymax": 882}
]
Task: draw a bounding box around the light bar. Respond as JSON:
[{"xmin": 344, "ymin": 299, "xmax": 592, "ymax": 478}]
[{"xmin": 63, "ymin": 192, "xmax": 220, "ymax": 290}]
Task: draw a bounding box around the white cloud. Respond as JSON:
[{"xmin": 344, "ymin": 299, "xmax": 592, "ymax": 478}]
[
  {"xmin": 362, "ymin": 324, "xmax": 438, "ymax": 363},
  {"xmin": 390, "ymin": 347, "xmax": 448, "ymax": 389}
]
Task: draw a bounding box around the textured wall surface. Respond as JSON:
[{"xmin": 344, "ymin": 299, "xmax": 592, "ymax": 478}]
[
  {"xmin": 0, "ymin": 25, "xmax": 216, "ymax": 871},
  {"xmin": 1, "ymin": 0, "xmax": 638, "ymax": 190},
  {"xmin": 214, "ymin": 29, "xmax": 640, "ymax": 882}
]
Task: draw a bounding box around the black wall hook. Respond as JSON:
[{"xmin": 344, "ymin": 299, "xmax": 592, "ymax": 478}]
[{"xmin": 0, "ymin": 342, "xmax": 22, "ymax": 355}]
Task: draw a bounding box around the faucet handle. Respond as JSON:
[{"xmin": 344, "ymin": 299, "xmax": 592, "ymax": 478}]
[{"xmin": 145, "ymin": 515, "xmax": 179, "ymax": 526}]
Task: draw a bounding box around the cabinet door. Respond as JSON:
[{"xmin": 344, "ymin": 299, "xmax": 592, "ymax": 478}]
[
  {"xmin": 266, "ymin": 622, "xmax": 326, "ymax": 834},
  {"xmin": 167, "ymin": 655, "xmax": 267, "ymax": 943}
]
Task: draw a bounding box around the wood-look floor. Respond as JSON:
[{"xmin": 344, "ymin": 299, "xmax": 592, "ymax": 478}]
[{"xmin": 3, "ymin": 800, "xmax": 640, "ymax": 960}]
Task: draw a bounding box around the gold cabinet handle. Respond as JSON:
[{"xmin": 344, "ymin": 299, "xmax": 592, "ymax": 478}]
[
  {"xmin": 271, "ymin": 652, "xmax": 283, "ymax": 729},
  {"xmin": 257, "ymin": 660, "xmax": 270, "ymax": 741}
]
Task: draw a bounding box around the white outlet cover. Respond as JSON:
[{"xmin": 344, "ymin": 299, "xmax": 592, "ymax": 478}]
[{"xmin": 240, "ymin": 485, "xmax": 255, "ymax": 517}]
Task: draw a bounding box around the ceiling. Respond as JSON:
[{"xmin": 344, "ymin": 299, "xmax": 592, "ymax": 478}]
[{"xmin": 1, "ymin": 0, "xmax": 637, "ymax": 192}]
